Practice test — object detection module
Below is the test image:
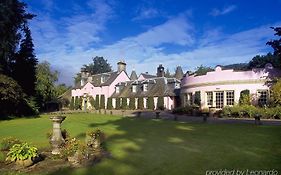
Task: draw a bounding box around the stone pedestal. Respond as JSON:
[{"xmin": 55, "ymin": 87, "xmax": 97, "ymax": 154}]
[{"xmin": 50, "ymin": 116, "xmax": 66, "ymax": 155}]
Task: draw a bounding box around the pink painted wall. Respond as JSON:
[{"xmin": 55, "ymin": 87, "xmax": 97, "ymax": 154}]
[{"xmin": 181, "ymin": 65, "xmax": 281, "ymax": 108}]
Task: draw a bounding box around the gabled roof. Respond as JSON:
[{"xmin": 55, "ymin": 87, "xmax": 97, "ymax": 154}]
[
  {"xmin": 130, "ymin": 70, "xmax": 138, "ymax": 80},
  {"xmin": 111, "ymin": 77, "xmax": 180, "ymax": 98}
]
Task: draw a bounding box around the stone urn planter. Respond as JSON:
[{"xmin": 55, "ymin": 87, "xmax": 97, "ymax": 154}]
[
  {"xmin": 50, "ymin": 116, "xmax": 66, "ymax": 155},
  {"xmin": 15, "ymin": 158, "xmax": 33, "ymax": 167}
]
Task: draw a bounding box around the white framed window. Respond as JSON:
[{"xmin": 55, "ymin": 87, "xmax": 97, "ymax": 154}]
[
  {"xmin": 206, "ymin": 92, "xmax": 213, "ymax": 106},
  {"xmin": 187, "ymin": 93, "xmax": 192, "ymax": 105},
  {"xmin": 215, "ymin": 91, "xmax": 224, "ymax": 108},
  {"xmin": 132, "ymin": 85, "xmax": 137, "ymax": 93},
  {"xmin": 226, "ymin": 91, "xmax": 234, "ymax": 106},
  {"xmin": 101, "ymin": 76, "xmax": 105, "ymax": 83},
  {"xmin": 257, "ymin": 90, "xmax": 268, "ymax": 106},
  {"xmin": 116, "ymin": 86, "xmax": 120, "ymax": 93},
  {"xmin": 143, "ymin": 84, "xmax": 148, "ymax": 92}
]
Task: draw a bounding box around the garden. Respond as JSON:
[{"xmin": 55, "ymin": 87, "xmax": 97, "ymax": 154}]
[{"xmin": 0, "ymin": 113, "xmax": 280, "ymax": 175}]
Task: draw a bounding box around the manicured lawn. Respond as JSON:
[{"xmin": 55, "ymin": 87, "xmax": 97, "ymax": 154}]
[{"xmin": 0, "ymin": 113, "xmax": 280, "ymax": 175}]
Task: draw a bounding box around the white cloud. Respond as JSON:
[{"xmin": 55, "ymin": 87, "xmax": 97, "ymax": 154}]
[
  {"xmin": 133, "ymin": 7, "xmax": 160, "ymax": 21},
  {"xmin": 210, "ymin": 5, "xmax": 237, "ymax": 16}
]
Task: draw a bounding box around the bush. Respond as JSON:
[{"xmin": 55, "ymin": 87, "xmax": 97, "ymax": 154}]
[
  {"xmin": 157, "ymin": 96, "xmax": 164, "ymax": 110},
  {"xmin": 0, "ymin": 152, "xmax": 5, "ymax": 162},
  {"xmin": 100, "ymin": 95, "xmax": 105, "ymax": 109},
  {"xmin": 70, "ymin": 97, "xmax": 75, "ymax": 110},
  {"xmin": 271, "ymin": 79, "xmax": 281, "ymax": 106},
  {"xmin": 129, "ymin": 97, "xmax": 135, "ymax": 110},
  {"xmin": 121, "ymin": 97, "xmax": 128, "ymax": 109},
  {"xmin": 172, "ymin": 106, "xmax": 193, "ymax": 115},
  {"xmin": 86, "ymin": 129, "xmax": 106, "ymax": 149},
  {"xmin": 239, "ymin": 90, "xmax": 251, "ymax": 105},
  {"xmin": 147, "ymin": 96, "xmax": 155, "ymax": 110},
  {"xmin": 194, "ymin": 91, "xmax": 201, "ymax": 106},
  {"xmin": 0, "ymin": 137, "xmax": 22, "ymax": 151},
  {"xmin": 6, "ymin": 143, "xmax": 38, "ymax": 162},
  {"xmin": 137, "ymin": 98, "xmax": 144, "ymax": 110},
  {"xmin": 95, "ymin": 95, "xmax": 100, "ymax": 110},
  {"xmin": 89, "ymin": 97, "xmax": 95, "ymax": 109},
  {"xmin": 106, "ymin": 98, "xmax": 113, "ymax": 110},
  {"xmin": 115, "ymin": 98, "xmax": 121, "ymax": 110},
  {"xmin": 60, "ymin": 138, "xmax": 85, "ymax": 159}
]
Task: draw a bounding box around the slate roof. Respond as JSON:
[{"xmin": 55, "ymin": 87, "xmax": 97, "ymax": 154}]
[
  {"xmin": 139, "ymin": 73, "xmax": 157, "ymax": 79},
  {"xmin": 130, "ymin": 70, "xmax": 138, "ymax": 80},
  {"xmin": 111, "ymin": 77, "xmax": 180, "ymax": 98}
]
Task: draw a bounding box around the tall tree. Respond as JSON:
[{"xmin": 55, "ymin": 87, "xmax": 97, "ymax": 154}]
[
  {"xmin": 107, "ymin": 98, "xmax": 113, "ymax": 110},
  {"xmin": 35, "ymin": 61, "xmax": 58, "ymax": 110},
  {"xmin": 100, "ymin": 95, "xmax": 105, "ymax": 109},
  {"xmin": 85, "ymin": 56, "xmax": 112, "ymax": 74},
  {"xmin": 267, "ymin": 27, "xmax": 281, "ymax": 67},
  {"xmin": 194, "ymin": 65, "xmax": 214, "ymax": 76},
  {"xmin": 147, "ymin": 96, "xmax": 155, "ymax": 110},
  {"xmin": 248, "ymin": 53, "xmax": 280, "ymax": 69},
  {"xmin": 12, "ymin": 26, "xmax": 37, "ymax": 96},
  {"xmin": 0, "ymin": 0, "xmax": 35, "ymax": 75},
  {"xmin": 129, "ymin": 97, "xmax": 135, "ymax": 110},
  {"xmin": 137, "ymin": 97, "xmax": 144, "ymax": 110}
]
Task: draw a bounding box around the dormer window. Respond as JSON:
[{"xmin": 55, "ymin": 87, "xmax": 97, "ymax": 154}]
[
  {"xmin": 175, "ymin": 83, "xmax": 180, "ymax": 89},
  {"xmin": 116, "ymin": 86, "xmax": 120, "ymax": 93},
  {"xmin": 101, "ymin": 76, "xmax": 105, "ymax": 83},
  {"xmin": 132, "ymin": 85, "xmax": 137, "ymax": 93},
  {"xmin": 143, "ymin": 84, "xmax": 148, "ymax": 92}
]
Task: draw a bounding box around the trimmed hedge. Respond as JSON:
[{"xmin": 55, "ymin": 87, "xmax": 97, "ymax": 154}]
[{"xmin": 221, "ymin": 105, "xmax": 281, "ymax": 119}]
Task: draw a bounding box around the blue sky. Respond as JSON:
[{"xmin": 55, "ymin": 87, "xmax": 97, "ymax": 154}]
[{"xmin": 23, "ymin": 0, "xmax": 281, "ymax": 85}]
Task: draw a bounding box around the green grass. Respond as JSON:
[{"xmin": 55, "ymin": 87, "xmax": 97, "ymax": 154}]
[{"xmin": 0, "ymin": 113, "xmax": 280, "ymax": 175}]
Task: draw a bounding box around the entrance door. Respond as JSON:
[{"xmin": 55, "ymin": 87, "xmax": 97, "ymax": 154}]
[{"xmin": 215, "ymin": 91, "xmax": 224, "ymax": 108}]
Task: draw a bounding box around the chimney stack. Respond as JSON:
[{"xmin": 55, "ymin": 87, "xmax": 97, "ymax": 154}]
[
  {"xmin": 117, "ymin": 60, "xmax": 126, "ymax": 73},
  {"xmin": 157, "ymin": 64, "xmax": 165, "ymax": 77}
]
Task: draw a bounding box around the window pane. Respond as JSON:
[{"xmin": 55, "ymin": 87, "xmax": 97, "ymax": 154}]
[
  {"xmin": 258, "ymin": 90, "xmax": 268, "ymax": 106},
  {"xmin": 206, "ymin": 92, "xmax": 213, "ymax": 106},
  {"xmin": 226, "ymin": 91, "xmax": 234, "ymax": 106}
]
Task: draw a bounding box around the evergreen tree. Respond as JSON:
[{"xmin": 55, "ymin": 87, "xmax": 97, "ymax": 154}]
[
  {"xmin": 100, "ymin": 95, "xmax": 105, "ymax": 109},
  {"xmin": 0, "ymin": 0, "xmax": 35, "ymax": 76},
  {"xmin": 129, "ymin": 97, "xmax": 135, "ymax": 110},
  {"xmin": 115, "ymin": 98, "xmax": 121, "ymax": 110},
  {"xmin": 70, "ymin": 97, "xmax": 74, "ymax": 110},
  {"xmin": 147, "ymin": 96, "xmax": 155, "ymax": 110},
  {"xmin": 79, "ymin": 96, "xmax": 82, "ymax": 110},
  {"xmin": 95, "ymin": 95, "xmax": 100, "ymax": 110},
  {"xmin": 157, "ymin": 96, "xmax": 164, "ymax": 110},
  {"xmin": 121, "ymin": 97, "xmax": 127, "ymax": 109},
  {"xmin": 137, "ymin": 97, "xmax": 144, "ymax": 110},
  {"xmin": 12, "ymin": 26, "xmax": 37, "ymax": 96},
  {"xmin": 107, "ymin": 98, "xmax": 113, "ymax": 110}
]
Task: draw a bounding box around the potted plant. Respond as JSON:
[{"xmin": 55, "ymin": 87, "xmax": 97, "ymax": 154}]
[{"xmin": 6, "ymin": 143, "xmax": 38, "ymax": 167}]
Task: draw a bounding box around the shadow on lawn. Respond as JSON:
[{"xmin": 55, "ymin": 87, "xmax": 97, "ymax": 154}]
[{"xmin": 47, "ymin": 116, "xmax": 281, "ymax": 175}]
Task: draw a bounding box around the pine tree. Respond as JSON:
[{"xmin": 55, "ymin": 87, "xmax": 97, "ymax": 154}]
[
  {"xmin": 79, "ymin": 96, "xmax": 82, "ymax": 110},
  {"xmin": 12, "ymin": 26, "xmax": 37, "ymax": 96},
  {"xmin": 157, "ymin": 96, "xmax": 164, "ymax": 110},
  {"xmin": 95, "ymin": 95, "xmax": 100, "ymax": 110},
  {"xmin": 121, "ymin": 97, "xmax": 127, "ymax": 109},
  {"xmin": 70, "ymin": 97, "xmax": 74, "ymax": 110},
  {"xmin": 129, "ymin": 97, "xmax": 135, "ymax": 110},
  {"xmin": 147, "ymin": 96, "xmax": 155, "ymax": 110},
  {"xmin": 107, "ymin": 98, "xmax": 113, "ymax": 110},
  {"xmin": 137, "ymin": 98, "xmax": 144, "ymax": 110},
  {"xmin": 115, "ymin": 98, "xmax": 121, "ymax": 110},
  {"xmin": 100, "ymin": 95, "xmax": 105, "ymax": 109}
]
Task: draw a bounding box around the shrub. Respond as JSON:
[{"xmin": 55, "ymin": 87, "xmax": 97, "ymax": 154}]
[
  {"xmin": 194, "ymin": 91, "xmax": 201, "ymax": 106},
  {"xmin": 70, "ymin": 97, "xmax": 75, "ymax": 110},
  {"xmin": 106, "ymin": 98, "xmax": 113, "ymax": 110},
  {"xmin": 74, "ymin": 96, "xmax": 80, "ymax": 110},
  {"xmin": 6, "ymin": 143, "xmax": 38, "ymax": 162},
  {"xmin": 157, "ymin": 96, "xmax": 164, "ymax": 110},
  {"xmin": 95, "ymin": 95, "xmax": 100, "ymax": 110},
  {"xmin": 137, "ymin": 98, "xmax": 144, "ymax": 110},
  {"xmin": 271, "ymin": 79, "xmax": 281, "ymax": 106},
  {"xmin": 147, "ymin": 96, "xmax": 155, "ymax": 110},
  {"xmin": 129, "ymin": 97, "xmax": 135, "ymax": 110},
  {"xmin": 0, "ymin": 137, "xmax": 22, "ymax": 151},
  {"xmin": 60, "ymin": 138, "xmax": 85, "ymax": 159},
  {"xmin": 86, "ymin": 129, "xmax": 106, "ymax": 149},
  {"xmin": 172, "ymin": 106, "xmax": 193, "ymax": 115},
  {"xmin": 121, "ymin": 97, "xmax": 128, "ymax": 109},
  {"xmin": 100, "ymin": 95, "xmax": 105, "ymax": 109},
  {"xmin": 115, "ymin": 98, "xmax": 121, "ymax": 110},
  {"xmin": 239, "ymin": 90, "xmax": 251, "ymax": 105},
  {"xmin": 0, "ymin": 152, "xmax": 5, "ymax": 162},
  {"xmin": 89, "ymin": 97, "xmax": 95, "ymax": 109}
]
